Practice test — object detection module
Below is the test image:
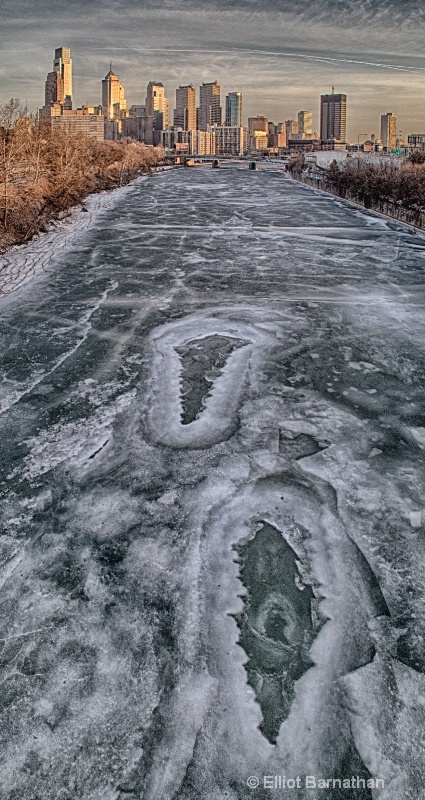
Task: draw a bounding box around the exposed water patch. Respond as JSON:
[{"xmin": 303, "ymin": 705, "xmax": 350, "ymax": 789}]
[
  {"xmin": 145, "ymin": 307, "xmax": 283, "ymax": 448},
  {"xmin": 175, "ymin": 335, "xmax": 248, "ymax": 425},
  {"xmin": 234, "ymin": 522, "xmax": 317, "ymax": 744}
]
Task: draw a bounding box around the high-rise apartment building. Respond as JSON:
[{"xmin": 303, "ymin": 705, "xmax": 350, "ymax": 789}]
[
  {"xmin": 320, "ymin": 90, "xmax": 347, "ymax": 144},
  {"xmin": 174, "ymin": 85, "xmax": 196, "ymax": 130},
  {"xmin": 380, "ymin": 112, "xmax": 397, "ymax": 151},
  {"xmin": 298, "ymin": 110, "xmax": 313, "ymax": 136},
  {"xmin": 51, "ymin": 107, "xmax": 104, "ymax": 141},
  {"xmin": 102, "ymin": 67, "xmax": 126, "ymax": 120},
  {"xmin": 192, "ymin": 129, "xmax": 216, "ymax": 155},
  {"xmin": 214, "ymin": 125, "xmax": 245, "ymax": 156},
  {"xmin": 198, "ymin": 81, "xmax": 221, "ymax": 130},
  {"xmin": 146, "ymin": 81, "xmax": 169, "ymax": 135},
  {"xmin": 225, "ymin": 92, "xmax": 243, "ymax": 127}
]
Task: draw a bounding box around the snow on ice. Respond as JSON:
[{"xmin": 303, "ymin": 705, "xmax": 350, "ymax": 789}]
[{"xmin": 1, "ymin": 166, "xmax": 425, "ymax": 799}]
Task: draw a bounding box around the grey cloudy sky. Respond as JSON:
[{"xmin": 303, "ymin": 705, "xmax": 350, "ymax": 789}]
[{"xmin": 1, "ymin": 0, "xmax": 424, "ymax": 139}]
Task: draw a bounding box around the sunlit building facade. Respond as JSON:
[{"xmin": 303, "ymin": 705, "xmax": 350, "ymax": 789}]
[
  {"xmin": 199, "ymin": 81, "xmax": 221, "ymax": 130},
  {"xmin": 174, "ymin": 85, "xmax": 196, "ymax": 131},
  {"xmin": 380, "ymin": 112, "xmax": 397, "ymax": 151},
  {"xmin": 146, "ymin": 81, "xmax": 169, "ymax": 131}
]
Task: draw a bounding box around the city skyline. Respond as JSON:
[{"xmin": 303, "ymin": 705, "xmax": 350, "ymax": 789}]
[{"xmin": 1, "ymin": 0, "xmax": 425, "ymax": 140}]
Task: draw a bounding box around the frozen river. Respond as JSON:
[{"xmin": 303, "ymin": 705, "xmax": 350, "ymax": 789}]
[{"xmin": 1, "ymin": 165, "xmax": 425, "ymax": 799}]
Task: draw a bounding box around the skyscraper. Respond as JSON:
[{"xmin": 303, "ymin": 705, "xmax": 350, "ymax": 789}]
[
  {"xmin": 44, "ymin": 46, "xmax": 72, "ymax": 110},
  {"xmin": 320, "ymin": 90, "xmax": 347, "ymax": 144},
  {"xmin": 174, "ymin": 85, "xmax": 196, "ymax": 130},
  {"xmin": 298, "ymin": 110, "xmax": 313, "ymax": 136},
  {"xmin": 102, "ymin": 67, "xmax": 126, "ymax": 120},
  {"xmin": 380, "ymin": 112, "xmax": 397, "ymax": 151},
  {"xmin": 53, "ymin": 47, "xmax": 72, "ymax": 102},
  {"xmin": 198, "ymin": 81, "xmax": 221, "ymax": 130},
  {"xmin": 45, "ymin": 71, "xmax": 64, "ymax": 108},
  {"xmin": 146, "ymin": 81, "xmax": 169, "ymax": 130},
  {"xmin": 225, "ymin": 92, "xmax": 243, "ymax": 127},
  {"xmin": 248, "ymin": 116, "xmax": 268, "ymax": 150},
  {"xmin": 285, "ymin": 119, "xmax": 298, "ymax": 141}
]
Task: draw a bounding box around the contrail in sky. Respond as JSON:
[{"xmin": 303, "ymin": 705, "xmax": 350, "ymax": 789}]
[{"xmin": 99, "ymin": 46, "xmax": 425, "ymax": 73}]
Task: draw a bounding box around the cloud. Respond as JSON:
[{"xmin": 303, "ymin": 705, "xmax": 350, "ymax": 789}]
[{"xmin": 1, "ymin": 0, "xmax": 425, "ymax": 139}]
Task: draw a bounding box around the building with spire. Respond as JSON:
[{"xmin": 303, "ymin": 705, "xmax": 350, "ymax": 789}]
[
  {"xmin": 102, "ymin": 65, "xmax": 126, "ymax": 119},
  {"xmin": 320, "ymin": 88, "xmax": 347, "ymax": 147},
  {"xmin": 101, "ymin": 66, "xmax": 127, "ymax": 139}
]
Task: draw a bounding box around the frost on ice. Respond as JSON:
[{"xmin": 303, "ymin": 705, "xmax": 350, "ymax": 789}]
[{"xmin": 1, "ymin": 167, "xmax": 425, "ymax": 799}]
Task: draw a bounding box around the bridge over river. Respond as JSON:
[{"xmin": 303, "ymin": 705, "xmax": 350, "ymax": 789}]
[{"xmin": 1, "ymin": 165, "xmax": 424, "ymax": 799}]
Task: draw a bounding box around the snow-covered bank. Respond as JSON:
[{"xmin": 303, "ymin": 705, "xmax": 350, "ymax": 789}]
[{"xmin": 0, "ymin": 167, "xmax": 174, "ymax": 300}]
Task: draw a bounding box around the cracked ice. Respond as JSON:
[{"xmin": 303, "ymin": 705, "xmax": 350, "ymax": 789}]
[{"xmin": 1, "ymin": 165, "xmax": 425, "ymax": 800}]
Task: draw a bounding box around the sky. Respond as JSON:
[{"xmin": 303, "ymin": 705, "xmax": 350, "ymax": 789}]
[{"xmin": 1, "ymin": 0, "xmax": 424, "ymax": 141}]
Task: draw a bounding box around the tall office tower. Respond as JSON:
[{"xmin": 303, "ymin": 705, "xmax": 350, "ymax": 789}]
[
  {"xmin": 248, "ymin": 115, "xmax": 268, "ymax": 150},
  {"xmin": 380, "ymin": 112, "xmax": 397, "ymax": 151},
  {"xmin": 146, "ymin": 81, "xmax": 169, "ymax": 132},
  {"xmin": 45, "ymin": 70, "xmax": 64, "ymax": 107},
  {"xmin": 285, "ymin": 119, "xmax": 298, "ymax": 141},
  {"xmin": 276, "ymin": 122, "xmax": 287, "ymax": 148},
  {"xmin": 53, "ymin": 47, "xmax": 72, "ymax": 103},
  {"xmin": 102, "ymin": 67, "xmax": 126, "ymax": 120},
  {"xmin": 198, "ymin": 81, "xmax": 221, "ymax": 130},
  {"xmin": 248, "ymin": 116, "xmax": 268, "ymax": 135},
  {"xmin": 44, "ymin": 46, "xmax": 72, "ymax": 109},
  {"xmin": 174, "ymin": 85, "xmax": 196, "ymax": 130},
  {"xmin": 298, "ymin": 110, "xmax": 313, "ymax": 136},
  {"xmin": 268, "ymin": 121, "xmax": 277, "ymax": 148},
  {"xmin": 320, "ymin": 89, "xmax": 347, "ymax": 144},
  {"xmin": 225, "ymin": 92, "xmax": 243, "ymax": 127}
]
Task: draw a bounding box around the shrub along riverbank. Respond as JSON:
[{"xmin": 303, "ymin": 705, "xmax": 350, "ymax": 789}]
[{"xmin": 0, "ymin": 99, "xmax": 164, "ymax": 252}]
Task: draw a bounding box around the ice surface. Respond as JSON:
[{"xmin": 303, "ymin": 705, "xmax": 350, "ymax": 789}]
[{"xmin": 1, "ymin": 167, "xmax": 425, "ymax": 799}]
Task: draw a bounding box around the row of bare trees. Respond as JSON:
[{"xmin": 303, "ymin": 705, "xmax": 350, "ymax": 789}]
[
  {"xmin": 0, "ymin": 99, "xmax": 164, "ymax": 251},
  {"xmin": 323, "ymin": 156, "xmax": 425, "ymax": 222}
]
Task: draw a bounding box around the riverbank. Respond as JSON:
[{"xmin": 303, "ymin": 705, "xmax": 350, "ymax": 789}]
[
  {"xmin": 0, "ymin": 113, "xmax": 165, "ymax": 254},
  {"xmin": 0, "ymin": 166, "xmax": 172, "ymax": 300},
  {"xmin": 291, "ymin": 172, "xmax": 425, "ymax": 233}
]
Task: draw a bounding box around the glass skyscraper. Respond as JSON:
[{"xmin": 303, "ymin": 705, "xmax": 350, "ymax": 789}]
[{"xmin": 225, "ymin": 92, "xmax": 243, "ymax": 127}]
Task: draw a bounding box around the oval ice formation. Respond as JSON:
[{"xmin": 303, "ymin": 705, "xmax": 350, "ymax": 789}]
[{"xmin": 145, "ymin": 307, "xmax": 282, "ymax": 448}]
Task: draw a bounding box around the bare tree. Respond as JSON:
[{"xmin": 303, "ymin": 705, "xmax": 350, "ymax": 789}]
[
  {"xmin": 0, "ymin": 99, "xmax": 165, "ymax": 251},
  {"xmin": 0, "ymin": 99, "xmax": 30, "ymax": 227}
]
